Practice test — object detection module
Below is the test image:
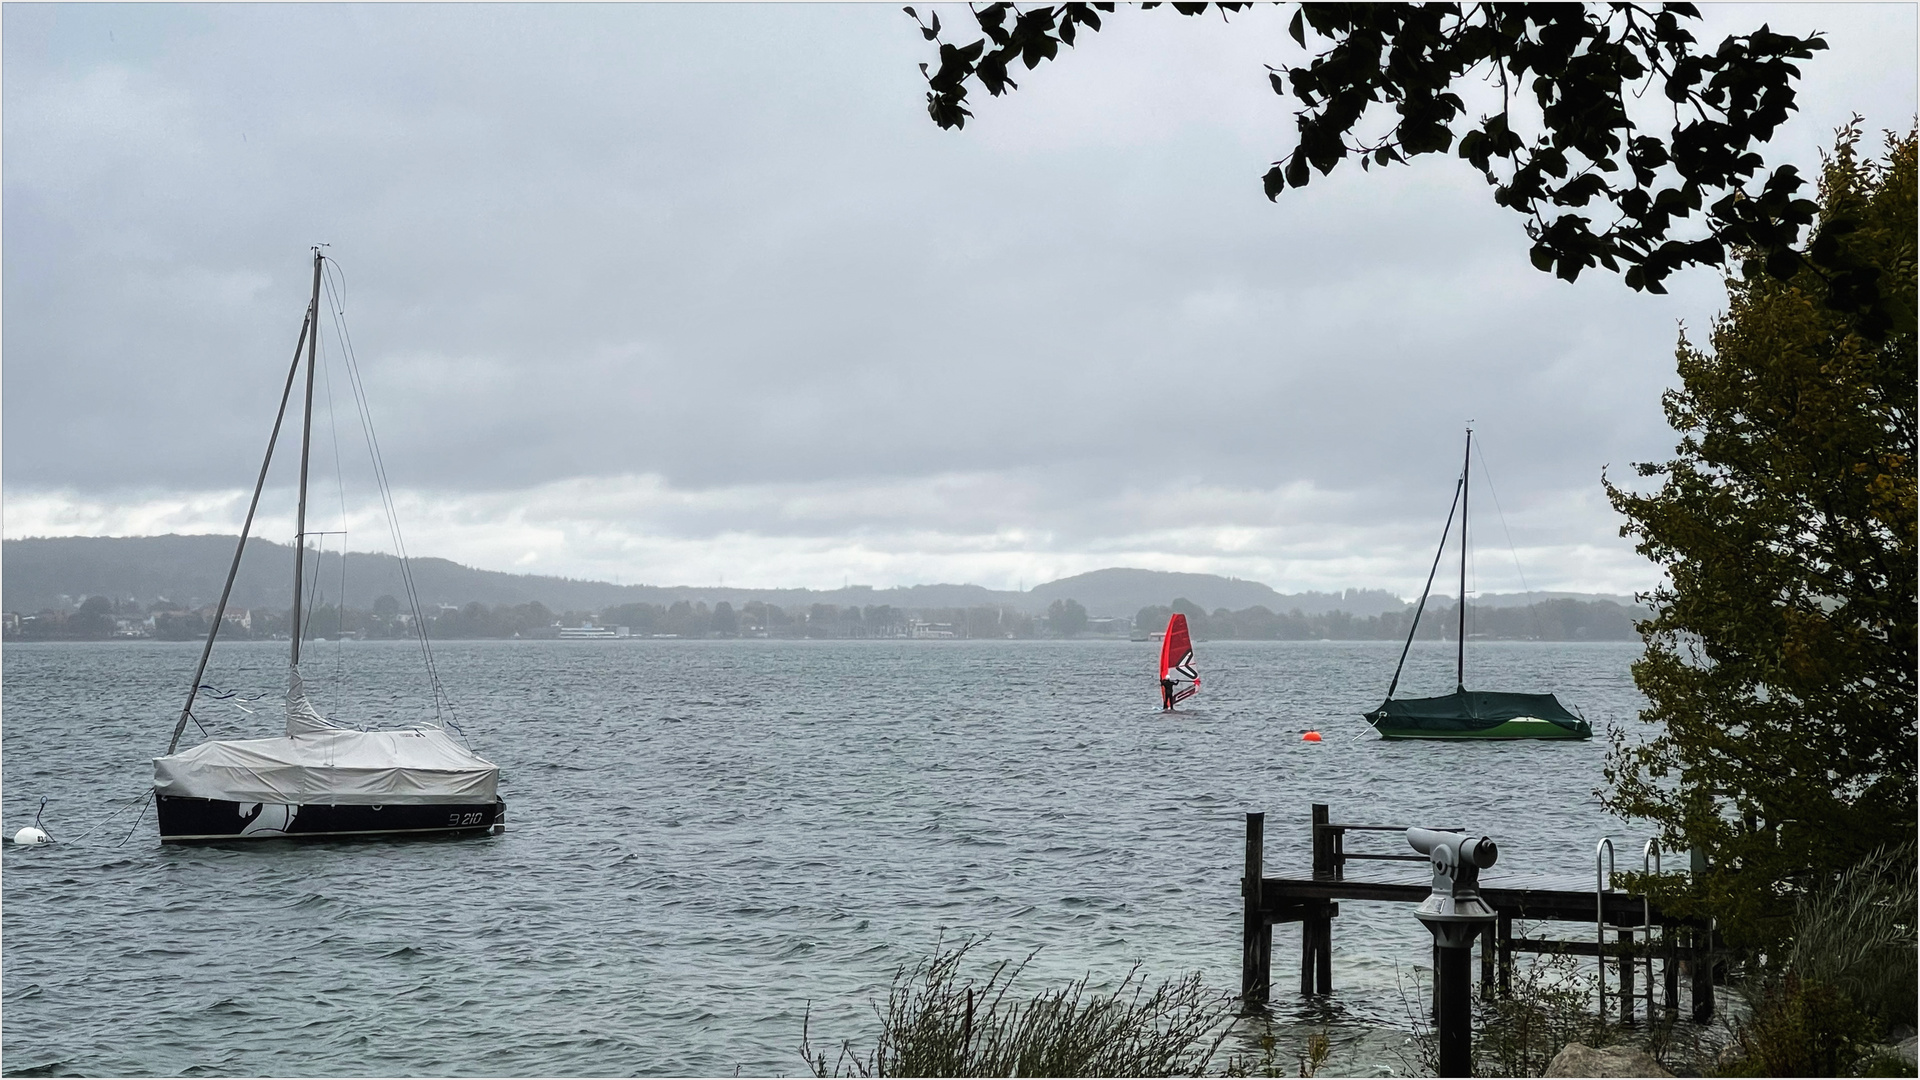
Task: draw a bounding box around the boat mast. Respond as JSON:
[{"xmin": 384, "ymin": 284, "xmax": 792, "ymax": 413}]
[
  {"xmin": 289, "ymin": 249, "xmax": 324, "ymax": 670},
  {"xmin": 165, "ymin": 308, "xmax": 315, "ymax": 755},
  {"xmin": 1457, "ymin": 426, "xmax": 1471, "ymax": 691}
]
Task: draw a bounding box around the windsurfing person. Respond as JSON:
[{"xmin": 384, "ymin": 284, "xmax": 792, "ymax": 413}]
[{"xmin": 1157, "ymin": 613, "xmax": 1199, "ymax": 712}]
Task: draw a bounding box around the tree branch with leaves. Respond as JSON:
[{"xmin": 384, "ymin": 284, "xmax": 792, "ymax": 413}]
[{"xmin": 906, "ymin": 3, "xmax": 1898, "ymax": 336}]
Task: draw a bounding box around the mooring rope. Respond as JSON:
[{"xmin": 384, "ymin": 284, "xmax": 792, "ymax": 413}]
[
  {"xmin": 117, "ymin": 792, "xmax": 155, "ymax": 847},
  {"xmin": 51, "ymin": 792, "xmax": 152, "ymax": 846}
]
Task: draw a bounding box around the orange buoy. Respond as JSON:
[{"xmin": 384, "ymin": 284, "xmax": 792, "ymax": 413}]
[{"xmin": 1303, "ymin": 731, "xmax": 1322, "ymax": 742}]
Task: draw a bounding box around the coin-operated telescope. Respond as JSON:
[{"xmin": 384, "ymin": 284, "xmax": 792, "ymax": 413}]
[
  {"xmin": 1407, "ymin": 828, "xmax": 1499, "ymax": 945},
  {"xmin": 1406, "ymin": 827, "xmax": 1501, "ymax": 1077}
]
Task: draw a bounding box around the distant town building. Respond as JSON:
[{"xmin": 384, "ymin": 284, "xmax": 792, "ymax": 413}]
[{"xmin": 198, "ymin": 605, "xmax": 252, "ymax": 630}]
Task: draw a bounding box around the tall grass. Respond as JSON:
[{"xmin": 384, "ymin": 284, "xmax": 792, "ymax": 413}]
[
  {"xmin": 801, "ymin": 938, "xmax": 1240, "ymax": 1077},
  {"xmin": 1784, "ymin": 842, "xmax": 1917, "ymax": 1031},
  {"xmin": 1721, "ymin": 844, "xmax": 1918, "ymax": 1076}
]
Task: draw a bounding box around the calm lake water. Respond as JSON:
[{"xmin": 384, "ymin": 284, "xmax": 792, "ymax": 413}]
[{"xmin": 2, "ymin": 638, "xmax": 1652, "ymax": 1076}]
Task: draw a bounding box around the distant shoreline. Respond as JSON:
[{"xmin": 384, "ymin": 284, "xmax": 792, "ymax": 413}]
[{"xmin": 2, "ymin": 534, "xmax": 1643, "ymax": 621}]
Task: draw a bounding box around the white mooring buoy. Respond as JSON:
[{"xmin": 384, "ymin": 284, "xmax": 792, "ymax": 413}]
[{"xmin": 13, "ymin": 826, "xmax": 50, "ymax": 845}]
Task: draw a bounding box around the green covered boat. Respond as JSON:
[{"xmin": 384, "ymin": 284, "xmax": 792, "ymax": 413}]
[
  {"xmin": 1365, "ymin": 689, "xmax": 1591, "ymax": 740},
  {"xmin": 1365, "ymin": 428, "xmax": 1592, "ymax": 741}
]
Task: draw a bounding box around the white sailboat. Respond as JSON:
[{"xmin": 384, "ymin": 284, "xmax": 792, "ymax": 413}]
[{"xmin": 152, "ymin": 249, "xmax": 505, "ymax": 841}]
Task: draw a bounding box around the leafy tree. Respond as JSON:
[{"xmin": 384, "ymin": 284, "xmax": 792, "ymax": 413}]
[
  {"xmin": 69, "ymin": 595, "xmax": 115, "ymax": 638},
  {"xmin": 606, "ymin": 601, "xmax": 663, "ymax": 633},
  {"xmin": 711, "ymin": 600, "xmax": 739, "ymax": 635},
  {"xmin": 1169, "ymin": 597, "xmax": 1208, "ymax": 639},
  {"xmin": 1047, "ymin": 597, "xmax": 1089, "ymax": 637},
  {"xmin": 1602, "ymin": 125, "xmax": 1915, "ymax": 949},
  {"xmin": 741, "ymin": 600, "xmax": 771, "ymax": 633},
  {"xmin": 372, "ymin": 594, "xmax": 401, "ymax": 619},
  {"xmin": 1135, "ymin": 604, "xmax": 1172, "ymax": 635},
  {"xmin": 154, "ymin": 610, "xmax": 207, "ymax": 642},
  {"xmin": 905, "ymin": 4, "xmax": 1899, "ymax": 335},
  {"xmin": 667, "ymin": 600, "xmax": 711, "ymax": 637},
  {"xmin": 964, "ymin": 604, "xmax": 1006, "ymax": 638},
  {"xmin": 805, "ymin": 602, "xmax": 841, "ymax": 638},
  {"xmin": 864, "ymin": 604, "xmax": 903, "ymax": 636}
]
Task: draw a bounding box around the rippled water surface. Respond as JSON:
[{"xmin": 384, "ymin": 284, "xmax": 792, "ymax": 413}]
[{"xmin": 3, "ymin": 638, "xmax": 1651, "ymax": 1076}]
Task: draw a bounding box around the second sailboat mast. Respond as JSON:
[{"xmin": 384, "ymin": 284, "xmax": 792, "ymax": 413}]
[
  {"xmin": 1456, "ymin": 427, "xmax": 1471, "ymax": 691},
  {"xmin": 290, "ymin": 249, "xmax": 324, "ymax": 669}
]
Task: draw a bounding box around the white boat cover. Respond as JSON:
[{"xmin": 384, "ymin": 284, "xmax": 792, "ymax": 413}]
[
  {"xmin": 152, "ymin": 666, "xmax": 497, "ymax": 805},
  {"xmin": 285, "ymin": 667, "xmax": 340, "ymax": 738}
]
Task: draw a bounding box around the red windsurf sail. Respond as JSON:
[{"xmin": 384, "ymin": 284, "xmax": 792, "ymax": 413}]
[{"xmin": 1158, "ymin": 613, "xmax": 1199, "ymax": 709}]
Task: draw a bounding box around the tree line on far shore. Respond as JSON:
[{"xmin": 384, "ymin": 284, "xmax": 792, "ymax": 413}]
[
  {"xmin": 7, "ymin": 592, "xmax": 1644, "ymax": 642},
  {"xmin": 1136, "ymin": 596, "xmax": 1641, "ymax": 643}
]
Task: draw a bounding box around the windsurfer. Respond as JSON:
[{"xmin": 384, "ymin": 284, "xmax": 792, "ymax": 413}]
[{"xmin": 1157, "ymin": 613, "xmax": 1198, "ymax": 712}]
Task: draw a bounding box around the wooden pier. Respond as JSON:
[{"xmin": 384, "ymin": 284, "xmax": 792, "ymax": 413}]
[{"xmin": 1240, "ymin": 806, "xmax": 1717, "ymax": 1023}]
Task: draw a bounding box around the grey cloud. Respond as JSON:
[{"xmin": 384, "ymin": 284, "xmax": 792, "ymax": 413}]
[{"xmin": 3, "ymin": 3, "xmax": 1912, "ymax": 589}]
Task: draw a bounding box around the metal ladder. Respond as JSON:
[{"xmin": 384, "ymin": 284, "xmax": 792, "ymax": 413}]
[{"xmin": 1595, "ymin": 835, "xmax": 1669, "ymax": 1025}]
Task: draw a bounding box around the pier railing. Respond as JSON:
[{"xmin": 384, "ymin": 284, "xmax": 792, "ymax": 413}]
[
  {"xmin": 1310, "ymin": 802, "xmax": 1455, "ymax": 880},
  {"xmin": 1241, "ymin": 804, "xmax": 1717, "ymax": 1025}
]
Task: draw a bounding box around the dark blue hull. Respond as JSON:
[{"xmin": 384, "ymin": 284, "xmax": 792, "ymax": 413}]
[{"xmin": 155, "ymin": 794, "xmax": 505, "ymax": 842}]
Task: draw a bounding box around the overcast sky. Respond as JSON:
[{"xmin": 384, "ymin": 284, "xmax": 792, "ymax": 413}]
[{"xmin": 4, "ymin": 3, "xmax": 1914, "ymax": 598}]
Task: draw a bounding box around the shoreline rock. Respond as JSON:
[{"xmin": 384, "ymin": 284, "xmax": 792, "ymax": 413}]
[{"xmin": 1543, "ymin": 1042, "xmax": 1674, "ymax": 1078}]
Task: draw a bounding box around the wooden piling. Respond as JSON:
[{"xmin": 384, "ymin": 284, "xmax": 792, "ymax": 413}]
[
  {"xmin": 1297, "ymin": 805, "xmax": 1336, "ymax": 995},
  {"xmin": 1242, "ymin": 812, "xmax": 1269, "ymax": 1009},
  {"xmin": 1620, "ymin": 929, "xmax": 1636, "ymax": 1023},
  {"xmin": 1311, "ymin": 803, "xmax": 1331, "ymax": 878},
  {"xmin": 1300, "ymin": 921, "xmax": 1316, "ymax": 995},
  {"xmin": 1691, "ymin": 925, "xmax": 1714, "ymax": 1022},
  {"xmin": 1315, "ymin": 913, "xmax": 1332, "ymax": 993}
]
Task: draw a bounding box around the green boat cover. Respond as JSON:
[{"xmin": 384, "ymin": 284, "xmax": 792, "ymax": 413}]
[{"xmin": 1365, "ymin": 689, "xmax": 1591, "ymax": 738}]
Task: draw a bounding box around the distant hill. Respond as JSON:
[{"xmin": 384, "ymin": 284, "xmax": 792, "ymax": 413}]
[
  {"xmin": 0, "ymin": 535, "xmax": 1018, "ymax": 616},
  {"xmin": 1024, "ymin": 568, "xmax": 1406, "ymax": 618},
  {"xmin": 3, "ymin": 534, "xmax": 1632, "ymax": 621},
  {"xmin": 1455, "ymin": 590, "xmax": 1643, "ymax": 609}
]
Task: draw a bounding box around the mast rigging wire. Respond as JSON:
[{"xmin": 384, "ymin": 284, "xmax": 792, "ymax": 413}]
[
  {"xmin": 321, "ymin": 260, "xmax": 467, "ymax": 743},
  {"xmin": 1471, "ymin": 436, "xmax": 1544, "ymax": 641},
  {"xmin": 316, "ymin": 324, "xmax": 353, "ymax": 679}
]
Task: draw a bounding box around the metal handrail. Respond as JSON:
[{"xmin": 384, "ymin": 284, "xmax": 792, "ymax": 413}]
[
  {"xmin": 1643, "ymin": 838, "xmax": 1662, "ymax": 1016},
  {"xmin": 1596, "ymin": 837, "xmax": 1615, "ymax": 1023},
  {"xmin": 1314, "ymin": 821, "xmax": 1464, "ymax": 878}
]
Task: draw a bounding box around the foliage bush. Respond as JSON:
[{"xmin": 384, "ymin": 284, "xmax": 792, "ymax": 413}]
[
  {"xmin": 1474, "ymin": 951, "xmax": 1611, "ymax": 1078},
  {"xmin": 1720, "ymin": 974, "xmax": 1881, "ymax": 1077}
]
